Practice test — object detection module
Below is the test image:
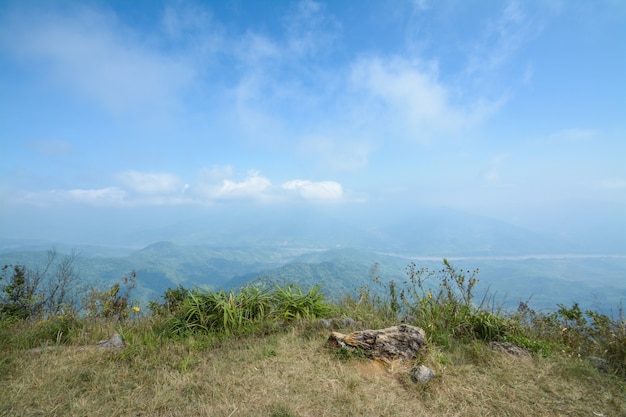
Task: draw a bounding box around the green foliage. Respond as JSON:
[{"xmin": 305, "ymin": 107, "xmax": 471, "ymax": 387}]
[
  {"xmin": 1, "ymin": 250, "xmax": 80, "ymax": 321},
  {"xmin": 272, "ymin": 284, "xmax": 332, "ymax": 321},
  {"xmin": 0, "ymin": 311, "xmax": 82, "ymax": 351},
  {"xmin": 165, "ymin": 283, "xmax": 332, "ymax": 336},
  {"xmin": 390, "ymin": 259, "xmax": 493, "ymax": 346},
  {"xmin": 468, "ymin": 310, "xmax": 510, "ymax": 341},
  {"xmin": 0, "ymin": 265, "xmax": 43, "ymax": 320},
  {"xmin": 148, "ymin": 284, "xmax": 189, "ymax": 315},
  {"xmin": 83, "ymin": 272, "xmax": 137, "ymax": 321}
]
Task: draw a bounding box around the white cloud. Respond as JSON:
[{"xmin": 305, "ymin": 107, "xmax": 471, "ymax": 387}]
[
  {"xmin": 1, "ymin": 5, "xmax": 195, "ymax": 117},
  {"xmin": 161, "ymin": 2, "xmax": 215, "ymax": 41},
  {"xmin": 236, "ymin": 32, "xmax": 282, "ymax": 66},
  {"xmin": 466, "ymin": 2, "xmax": 543, "ymax": 77},
  {"xmin": 350, "ymin": 57, "xmax": 499, "ymax": 140},
  {"xmin": 194, "ymin": 169, "xmax": 346, "ymax": 202},
  {"xmin": 116, "ymin": 171, "xmax": 183, "ymax": 195},
  {"xmin": 282, "ymin": 179, "xmax": 343, "ymax": 200},
  {"xmin": 218, "ymin": 171, "xmax": 272, "ymax": 199},
  {"xmin": 284, "ymin": 0, "xmax": 341, "ymax": 57},
  {"xmin": 58, "ymin": 187, "xmax": 127, "ymax": 205},
  {"xmin": 8, "ymin": 167, "xmax": 346, "ymax": 206}
]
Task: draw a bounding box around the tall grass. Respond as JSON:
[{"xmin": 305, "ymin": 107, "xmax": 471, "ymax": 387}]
[
  {"xmin": 348, "ymin": 259, "xmax": 626, "ymax": 376},
  {"xmin": 163, "ymin": 284, "xmax": 333, "ymax": 336}
]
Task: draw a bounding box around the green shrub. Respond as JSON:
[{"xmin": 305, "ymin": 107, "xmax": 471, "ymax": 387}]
[
  {"xmin": 272, "ymin": 284, "xmax": 332, "ymax": 321},
  {"xmin": 165, "ymin": 283, "xmax": 332, "ymax": 337},
  {"xmin": 83, "ymin": 272, "xmax": 137, "ymax": 321},
  {"xmin": 149, "ymin": 285, "xmax": 190, "ymax": 316}
]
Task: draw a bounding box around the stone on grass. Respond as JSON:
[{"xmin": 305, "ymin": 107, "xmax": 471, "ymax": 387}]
[
  {"xmin": 97, "ymin": 333, "xmax": 125, "ymax": 350},
  {"xmin": 410, "ymin": 365, "xmax": 435, "ymax": 384},
  {"xmin": 489, "ymin": 341, "xmax": 530, "ymax": 357},
  {"xmin": 587, "ymin": 356, "xmax": 610, "ymax": 373}
]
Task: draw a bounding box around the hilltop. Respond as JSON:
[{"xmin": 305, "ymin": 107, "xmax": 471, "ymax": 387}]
[{"xmin": 1, "ymin": 261, "xmax": 624, "ymax": 416}]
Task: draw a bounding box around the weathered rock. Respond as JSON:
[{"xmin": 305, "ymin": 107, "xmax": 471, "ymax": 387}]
[
  {"xmin": 327, "ymin": 324, "xmax": 427, "ymax": 362},
  {"xmin": 97, "ymin": 333, "xmax": 125, "ymax": 350},
  {"xmin": 410, "ymin": 365, "xmax": 435, "ymax": 384},
  {"xmin": 489, "ymin": 341, "xmax": 530, "ymax": 357}
]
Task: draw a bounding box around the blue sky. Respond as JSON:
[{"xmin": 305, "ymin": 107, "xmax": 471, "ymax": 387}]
[{"xmin": 1, "ymin": 0, "xmax": 625, "ymax": 245}]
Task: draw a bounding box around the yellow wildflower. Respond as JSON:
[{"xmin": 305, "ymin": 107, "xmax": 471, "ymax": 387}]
[
  {"xmin": 133, "ymin": 306, "xmax": 140, "ymax": 313},
  {"xmin": 427, "ymin": 292, "xmax": 432, "ymax": 299}
]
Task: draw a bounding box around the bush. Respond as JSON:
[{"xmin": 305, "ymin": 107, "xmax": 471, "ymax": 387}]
[
  {"xmin": 83, "ymin": 272, "xmax": 137, "ymax": 321},
  {"xmin": 165, "ymin": 283, "xmax": 332, "ymax": 336},
  {"xmin": 149, "ymin": 285, "xmax": 190, "ymax": 316}
]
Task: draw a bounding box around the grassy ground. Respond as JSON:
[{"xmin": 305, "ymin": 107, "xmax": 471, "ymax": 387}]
[
  {"xmin": 1, "ymin": 263, "xmax": 625, "ymax": 416},
  {"xmin": 1, "ymin": 319, "xmax": 624, "ymax": 417}
]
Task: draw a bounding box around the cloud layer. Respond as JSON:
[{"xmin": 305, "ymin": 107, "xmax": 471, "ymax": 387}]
[
  {"xmin": 1, "ymin": 0, "xmax": 624, "ymax": 228},
  {"xmin": 7, "ymin": 168, "xmax": 345, "ymax": 207}
]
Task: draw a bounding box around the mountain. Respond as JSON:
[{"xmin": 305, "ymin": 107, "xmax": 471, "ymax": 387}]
[
  {"xmin": 117, "ymin": 205, "xmax": 594, "ymax": 255},
  {"xmin": 2, "ymin": 205, "xmax": 624, "ymax": 312}
]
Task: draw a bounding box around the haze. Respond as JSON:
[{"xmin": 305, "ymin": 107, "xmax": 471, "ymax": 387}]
[{"xmin": 1, "ymin": 1, "xmax": 625, "ymax": 253}]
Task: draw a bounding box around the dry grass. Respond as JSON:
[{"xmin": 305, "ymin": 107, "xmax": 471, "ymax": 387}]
[{"xmin": 1, "ymin": 323, "xmax": 624, "ymax": 417}]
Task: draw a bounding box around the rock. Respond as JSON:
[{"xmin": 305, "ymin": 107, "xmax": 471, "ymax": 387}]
[
  {"xmin": 338, "ymin": 317, "xmax": 356, "ymax": 327},
  {"xmin": 97, "ymin": 333, "xmax": 125, "ymax": 350},
  {"xmin": 410, "ymin": 365, "xmax": 435, "ymax": 384},
  {"xmin": 489, "ymin": 341, "xmax": 530, "ymax": 357},
  {"xmin": 327, "ymin": 324, "xmax": 427, "ymax": 363},
  {"xmin": 587, "ymin": 356, "xmax": 610, "ymax": 373},
  {"xmin": 318, "ymin": 318, "xmax": 333, "ymax": 328}
]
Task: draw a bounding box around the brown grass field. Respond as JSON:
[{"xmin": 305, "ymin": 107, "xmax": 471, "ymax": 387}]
[{"xmin": 1, "ymin": 322, "xmax": 624, "ymax": 417}]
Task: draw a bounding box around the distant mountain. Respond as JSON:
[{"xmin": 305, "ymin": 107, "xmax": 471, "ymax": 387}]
[
  {"xmin": 1, "ymin": 240, "xmax": 624, "ymax": 313},
  {"xmin": 118, "ymin": 205, "xmax": 592, "ymax": 256},
  {"xmin": 2, "ymin": 203, "xmax": 624, "ymax": 313}
]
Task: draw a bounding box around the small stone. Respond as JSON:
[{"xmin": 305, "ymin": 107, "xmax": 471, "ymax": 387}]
[
  {"xmin": 410, "ymin": 365, "xmax": 435, "ymax": 384},
  {"xmin": 318, "ymin": 319, "xmax": 333, "ymax": 328},
  {"xmin": 587, "ymin": 356, "xmax": 610, "ymax": 373},
  {"xmin": 338, "ymin": 317, "xmax": 356, "ymax": 327},
  {"xmin": 489, "ymin": 341, "xmax": 530, "ymax": 357},
  {"xmin": 97, "ymin": 333, "xmax": 125, "ymax": 349}
]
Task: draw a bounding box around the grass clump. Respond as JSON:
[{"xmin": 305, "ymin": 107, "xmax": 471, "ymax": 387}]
[{"xmin": 162, "ymin": 283, "xmax": 332, "ymax": 336}]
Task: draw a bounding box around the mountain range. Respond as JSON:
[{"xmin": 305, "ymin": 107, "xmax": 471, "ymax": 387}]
[{"xmin": 1, "ymin": 206, "xmax": 624, "ymax": 313}]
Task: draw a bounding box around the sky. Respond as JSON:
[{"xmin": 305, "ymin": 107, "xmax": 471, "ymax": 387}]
[{"xmin": 1, "ymin": 0, "xmax": 625, "ymax": 247}]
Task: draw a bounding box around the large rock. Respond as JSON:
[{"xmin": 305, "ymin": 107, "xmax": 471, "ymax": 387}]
[{"xmin": 327, "ymin": 324, "xmax": 427, "ymax": 362}]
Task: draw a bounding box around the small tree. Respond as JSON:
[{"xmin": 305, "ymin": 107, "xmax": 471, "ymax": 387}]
[
  {"xmin": 0, "ymin": 249, "xmax": 80, "ymax": 320},
  {"xmin": 0, "ymin": 264, "xmax": 43, "ymax": 320}
]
